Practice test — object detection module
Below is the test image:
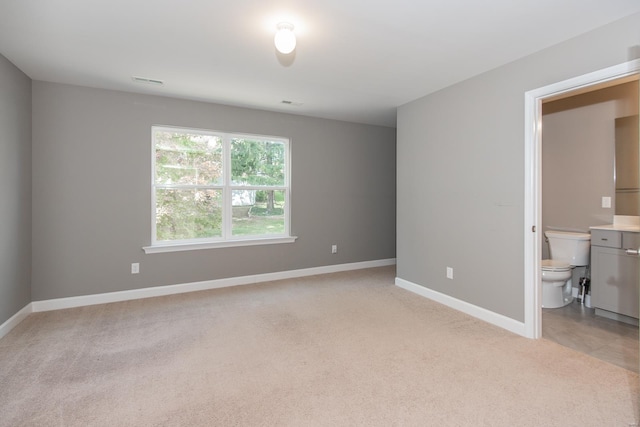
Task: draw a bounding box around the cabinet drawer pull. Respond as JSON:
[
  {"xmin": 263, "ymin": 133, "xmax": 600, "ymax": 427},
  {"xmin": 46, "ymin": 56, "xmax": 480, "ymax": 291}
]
[{"xmin": 601, "ymin": 238, "xmax": 608, "ymax": 241}]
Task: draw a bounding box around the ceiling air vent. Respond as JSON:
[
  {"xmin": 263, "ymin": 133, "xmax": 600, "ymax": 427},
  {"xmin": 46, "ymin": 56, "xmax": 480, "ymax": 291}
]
[
  {"xmin": 132, "ymin": 76, "xmax": 164, "ymax": 86},
  {"xmin": 281, "ymin": 100, "xmax": 303, "ymax": 106}
]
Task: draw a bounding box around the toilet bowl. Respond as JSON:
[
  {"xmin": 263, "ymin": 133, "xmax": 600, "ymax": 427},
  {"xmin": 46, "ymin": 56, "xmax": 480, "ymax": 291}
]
[
  {"xmin": 542, "ymin": 230, "xmax": 591, "ymax": 309},
  {"xmin": 541, "ymin": 260, "xmax": 573, "ymax": 308}
]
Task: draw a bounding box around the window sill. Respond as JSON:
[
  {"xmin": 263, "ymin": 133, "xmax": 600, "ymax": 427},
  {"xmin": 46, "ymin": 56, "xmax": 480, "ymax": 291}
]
[{"xmin": 143, "ymin": 236, "xmax": 298, "ymax": 254}]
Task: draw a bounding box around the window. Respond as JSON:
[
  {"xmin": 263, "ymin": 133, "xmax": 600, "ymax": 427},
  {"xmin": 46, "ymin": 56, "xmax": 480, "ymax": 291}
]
[{"xmin": 144, "ymin": 126, "xmax": 294, "ymax": 253}]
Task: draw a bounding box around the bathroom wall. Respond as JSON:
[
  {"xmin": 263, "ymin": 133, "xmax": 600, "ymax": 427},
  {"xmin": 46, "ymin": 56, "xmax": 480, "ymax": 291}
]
[
  {"xmin": 0, "ymin": 54, "xmax": 31, "ymax": 325},
  {"xmin": 542, "ymin": 81, "xmax": 639, "ymax": 260}
]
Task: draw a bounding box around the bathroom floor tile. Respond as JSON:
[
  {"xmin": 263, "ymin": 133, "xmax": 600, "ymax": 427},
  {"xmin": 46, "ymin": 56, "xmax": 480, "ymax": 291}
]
[{"xmin": 542, "ymin": 300, "xmax": 639, "ymax": 373}]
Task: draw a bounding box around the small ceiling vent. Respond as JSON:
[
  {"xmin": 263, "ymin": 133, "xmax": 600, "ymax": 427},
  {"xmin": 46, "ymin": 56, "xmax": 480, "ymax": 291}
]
[
  {"xmin": 132, "ymin": 76, "xmax": 164, "ymax": 86},
  {"xmin": 281, "ymin": 100, "xmax": 303, "ymax": 106}
]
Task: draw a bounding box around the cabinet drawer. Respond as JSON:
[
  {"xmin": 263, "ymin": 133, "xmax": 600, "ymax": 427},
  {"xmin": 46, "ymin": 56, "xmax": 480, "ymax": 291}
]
[
  {"xmin": 591, "ymin": 246, "xmax": 639, "ymax": 319},
  {"xmin": 590, "ymin": 230, "xmax": 621, "ymax": 248},
  {"xmin": 622, "ymin": 232, "xmax": 640, "ymax": 249}
]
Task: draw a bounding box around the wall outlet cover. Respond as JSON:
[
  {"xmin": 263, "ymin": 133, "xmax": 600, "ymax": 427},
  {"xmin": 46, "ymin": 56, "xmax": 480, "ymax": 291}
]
[{"xmin": 446, "ymin": 267, "xmax": 453, "ymax": 279}]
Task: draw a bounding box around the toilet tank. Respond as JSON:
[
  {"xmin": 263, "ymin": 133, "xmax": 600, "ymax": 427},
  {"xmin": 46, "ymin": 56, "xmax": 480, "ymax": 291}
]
[{"xmin": 545, "ymin": 230, "xmax": 591, "ymax": 266}]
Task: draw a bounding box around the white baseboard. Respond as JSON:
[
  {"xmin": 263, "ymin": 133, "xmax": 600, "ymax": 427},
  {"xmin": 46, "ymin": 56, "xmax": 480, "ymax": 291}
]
[
  {"xmin": 0, "ymin": 303, "xmax": 32, "ymax": 340},
  {"xmin": 31, "ymin": 258, "xmax": 397, "ymax": 313},
  {"xmin": 395, "ymin": 277, "xmax": 527, "ymax": 338}
]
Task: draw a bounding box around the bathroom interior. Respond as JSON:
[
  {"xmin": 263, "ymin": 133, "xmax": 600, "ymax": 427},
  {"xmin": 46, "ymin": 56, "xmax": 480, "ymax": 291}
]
[{"xmin": 541, "ymin": 74, "xmax": 639, "ymax": 373}]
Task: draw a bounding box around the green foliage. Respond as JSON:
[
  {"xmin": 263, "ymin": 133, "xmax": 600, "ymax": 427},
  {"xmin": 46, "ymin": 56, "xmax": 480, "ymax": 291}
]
[
  {"xmin": 255, "ymin": 190, "xmax": 285, "ymax": 204},
  {"xmin": 250, "ymin": 206, "xmax": 284, "ymax": 216},
  {"xmin": 155, "ymin": 131, "xmax": 223, "ymax": 185},
  {"xmin": 231, "ymin": 139, "xmax": 285, "ymax": 186},
  {"xmin": 154, "ymin": 131, "xmax": 225, "ymax": 241},
  {"xmin": 156, "ymin": 189, "xmax": 223, "ymax": 241},
  {"xmin": 232, "ymin": 139, "xmax": 286, "ymax": 214},
  {"xmin": 154, "ymin": 131, "xmax": 288, "ymax": 241},
  {"xmin": 232, "ymin": 214, "xmax": 285, "ymax": 236}
]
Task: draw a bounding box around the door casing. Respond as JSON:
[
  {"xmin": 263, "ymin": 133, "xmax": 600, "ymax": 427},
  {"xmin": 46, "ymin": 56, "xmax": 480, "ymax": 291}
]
[{"xmin": 523, "ymin": 59, "xmax": 640, "ymax": 339}]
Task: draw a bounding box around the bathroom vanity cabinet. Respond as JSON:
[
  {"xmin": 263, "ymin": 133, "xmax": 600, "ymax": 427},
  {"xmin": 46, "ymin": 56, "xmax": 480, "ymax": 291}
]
[{"xmin": 590, "ymin": 229, "xmax": 640, "ymax": 322}]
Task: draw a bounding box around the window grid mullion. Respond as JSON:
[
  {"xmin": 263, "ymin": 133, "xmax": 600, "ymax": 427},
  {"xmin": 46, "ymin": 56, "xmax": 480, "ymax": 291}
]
[
  {"xmin": 155, "ymin": 184, "xmax": 224, "ymax": 190},
  {"xmin": 228, "ymin": 186, "xmax": 287, "ymax": 191},
  {"xmin": 152, "ymin": 126, "xmax": 290, "ymax": 244},
  {"xmin": 222, "ymin": 136, "xmax": 233, "ymax": 239}
]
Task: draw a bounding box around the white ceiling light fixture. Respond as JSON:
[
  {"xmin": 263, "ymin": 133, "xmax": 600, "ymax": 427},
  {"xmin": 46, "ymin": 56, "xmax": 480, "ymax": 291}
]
[{"xmin": 274, "ymin": 22, "xmax": 296, "ymax": 54}]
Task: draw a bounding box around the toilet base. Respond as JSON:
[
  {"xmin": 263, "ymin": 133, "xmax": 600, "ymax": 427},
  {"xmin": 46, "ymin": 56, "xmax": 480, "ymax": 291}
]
[{"xmin": 542, "ymin": 281, "xmax": 573, "ymax": 308}]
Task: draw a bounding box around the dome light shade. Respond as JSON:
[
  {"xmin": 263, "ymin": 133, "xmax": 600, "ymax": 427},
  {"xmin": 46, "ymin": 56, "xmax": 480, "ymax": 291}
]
[{"xmin": 274, "ymin": 22, "xmax": 296, "ymax": 54}]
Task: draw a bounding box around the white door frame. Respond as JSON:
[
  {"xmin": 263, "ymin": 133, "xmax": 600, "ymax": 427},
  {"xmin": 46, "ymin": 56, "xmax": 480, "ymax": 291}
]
[{"xmin": 524, "ymin": 58, "xmax": 640, "ymax": 339}]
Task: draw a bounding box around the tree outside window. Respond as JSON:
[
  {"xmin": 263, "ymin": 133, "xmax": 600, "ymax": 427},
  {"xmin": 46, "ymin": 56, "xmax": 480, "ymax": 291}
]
[{"xmin": 152, "ymin": 127, "xmax": 290, "ymax": 244}]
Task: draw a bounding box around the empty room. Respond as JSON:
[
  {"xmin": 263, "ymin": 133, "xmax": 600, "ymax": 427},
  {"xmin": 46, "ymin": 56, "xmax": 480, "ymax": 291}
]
[{"xmin": 1, "ymin": 1, "xmax": 640, "ymax": 425}]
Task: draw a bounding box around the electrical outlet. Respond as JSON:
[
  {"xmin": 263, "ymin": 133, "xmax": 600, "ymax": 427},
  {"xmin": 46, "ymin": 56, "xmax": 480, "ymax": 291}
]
[
  {"xmin": 601, "ymin": 196, "xmax": 611, "ymax": 208},
  {"xmin": 331, "ymin": 244, "xmax": 337, "ymax": 254},
  {"xmin": 131, "ymin": 263, "xmax": 140, "ymax": 274},
  {"xmin": 446, "ymin": 267, "xmax": 453, "ymax": 280}
]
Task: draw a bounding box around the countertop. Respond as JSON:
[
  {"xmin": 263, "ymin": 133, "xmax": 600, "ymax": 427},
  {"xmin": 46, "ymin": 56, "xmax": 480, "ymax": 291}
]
[{"xmin": 589, "ymin": 224, "xmax": 640, "ymax": 232}]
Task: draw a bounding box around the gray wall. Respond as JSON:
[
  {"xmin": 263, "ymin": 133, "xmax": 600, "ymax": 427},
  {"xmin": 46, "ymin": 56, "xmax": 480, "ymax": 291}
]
[
  {"xmin": 0, "ymin": 54, "xmax": 31, "ymax": 324},
  {"xmin": 31, "ymin": 82, "xmax": 396, "ymax": 300},
  {"xmin": 397, "ymin": 12, "xmax": 640, "ymax": 322},
  {"xmin": 541, "ymin": 82, "xmax": 639, "ymax": 260}
]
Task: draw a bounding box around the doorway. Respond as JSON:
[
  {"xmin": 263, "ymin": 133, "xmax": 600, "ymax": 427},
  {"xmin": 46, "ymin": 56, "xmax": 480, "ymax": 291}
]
[
  {"xmin": 524, "ymin": 58, "xmax": 640, "ymax": 340},
  {"xmin": 539, "ymin": 80, "xmax": 640, "ymax": 371}
]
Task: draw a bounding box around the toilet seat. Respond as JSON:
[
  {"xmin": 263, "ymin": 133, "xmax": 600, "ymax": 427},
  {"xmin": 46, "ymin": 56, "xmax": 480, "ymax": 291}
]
[{"xmin": 541, "ymin": 259, "xmax": 571, "ymax": 272}]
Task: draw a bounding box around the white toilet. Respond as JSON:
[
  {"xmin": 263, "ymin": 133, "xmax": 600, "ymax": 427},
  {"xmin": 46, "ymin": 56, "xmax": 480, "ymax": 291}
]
[{"xmin": 542, "ymin": 230, "xmax": 591, "ymax": 308}]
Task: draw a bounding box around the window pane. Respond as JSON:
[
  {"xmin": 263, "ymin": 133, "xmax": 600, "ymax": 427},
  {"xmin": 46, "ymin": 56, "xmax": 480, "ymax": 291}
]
[
  {"xmin": 231, "ymin": 138, "xmax": 285, "ymax": 186},
  {"xmin": 156, "ymin": 189, "xmax": 223, "ymax": 240},
  {"xmin": 232, "ymin": 190, "xmax": 286, "ymax": 236},
  {"xmin": 155, "ymin": 130, "xmax": 223, "ymax": 186}
]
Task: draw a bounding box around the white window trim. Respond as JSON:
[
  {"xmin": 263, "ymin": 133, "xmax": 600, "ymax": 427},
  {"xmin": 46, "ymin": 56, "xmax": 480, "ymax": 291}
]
[
  {"xmin": 142, "ymin": 236, "xmax": 297, "ymax": 254},
  {"xmin": 145, "ymin": 126, "xmax": 295, "ymax": 253}
]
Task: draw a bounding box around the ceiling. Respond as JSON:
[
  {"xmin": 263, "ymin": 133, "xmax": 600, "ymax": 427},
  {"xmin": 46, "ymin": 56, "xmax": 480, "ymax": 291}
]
[{"xmin": 1, "ymin": 1, "xmax": 640, "ymax": 128}]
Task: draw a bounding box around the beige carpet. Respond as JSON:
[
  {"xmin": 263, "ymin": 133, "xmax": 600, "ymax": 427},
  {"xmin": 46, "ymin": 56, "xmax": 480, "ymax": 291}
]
[{"xmin": 0, "ymin": 266, "xmax": 637, "ymax": 426}]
